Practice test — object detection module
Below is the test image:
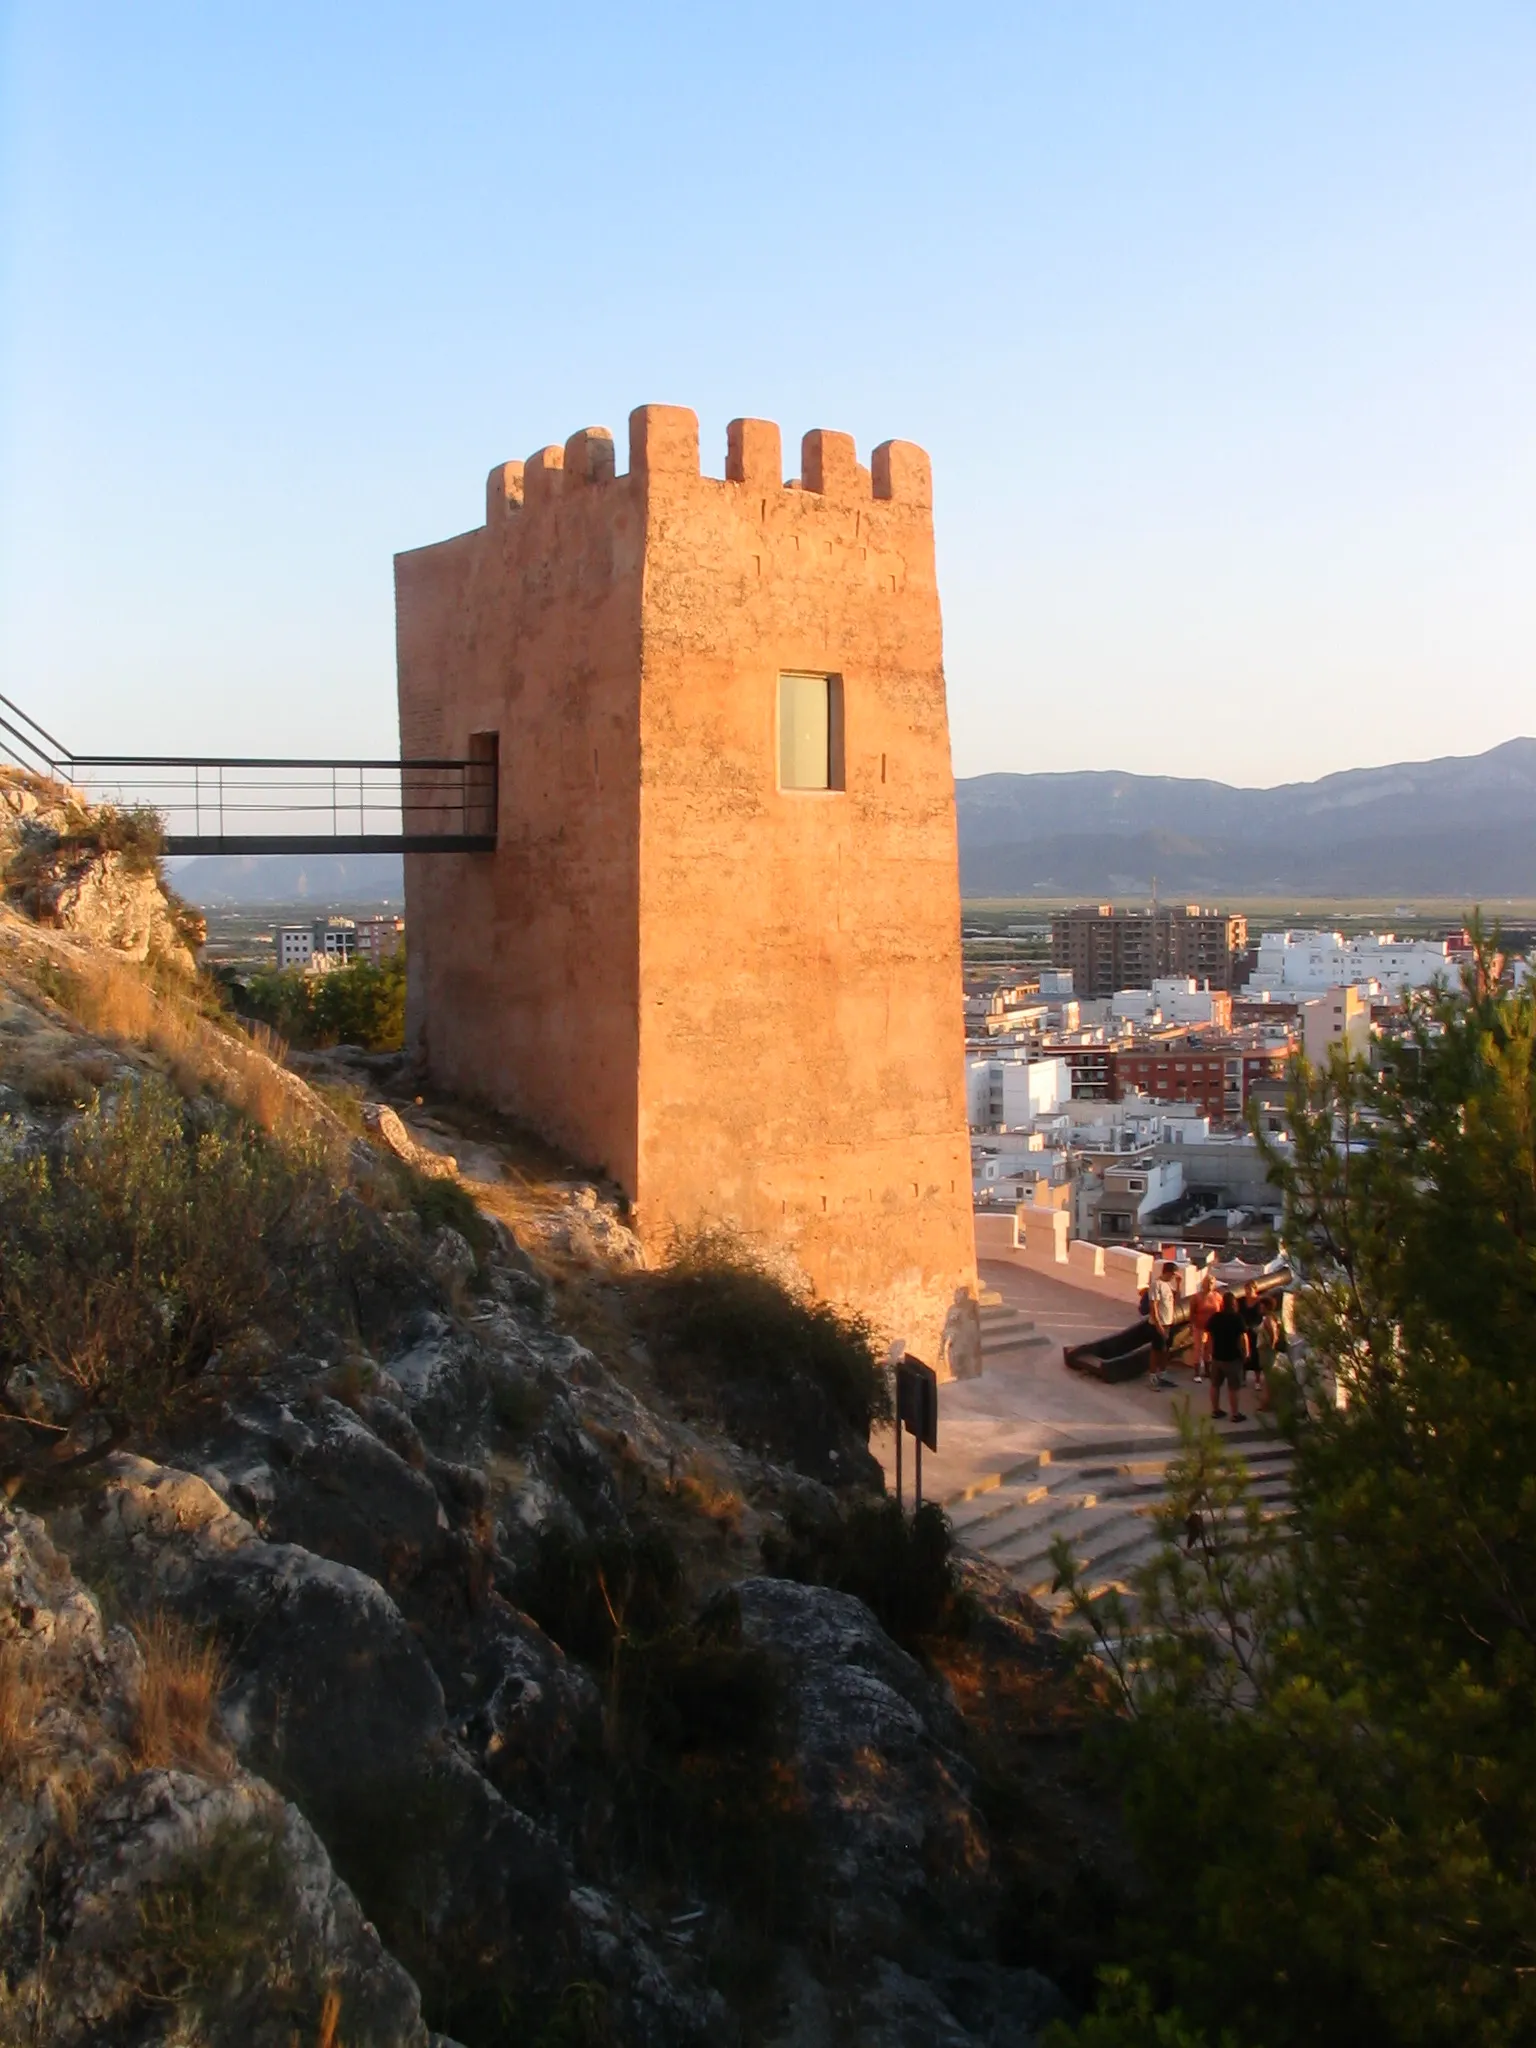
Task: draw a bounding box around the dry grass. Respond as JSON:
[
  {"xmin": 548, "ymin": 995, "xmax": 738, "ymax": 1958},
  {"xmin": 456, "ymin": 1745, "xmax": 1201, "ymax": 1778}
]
[
  {"xmin": 0, "ymin": 1638, "xmax": 103, "ymax": 1832},
  {"xmin": 130, "ymin": 1614, "xmax": 232, "ymax": 1778},
  {"xmin": 0, "ymin": 1639, "xmax": 50, "ymax": 1790},
  {"xmin": 667, "ymin": 1459, "xmax": 746, "ymax": 1536},
  {"xmin": 66, "ymin": 955, "xmax": 157, "ymax": 1041},
  {"xmin": 11, "ymin": 1051, "xmax": 94, "ymax": 1105},
  {"xmin": 35, "ymin": 950, "xmax": 320, "ymax": 1138}
]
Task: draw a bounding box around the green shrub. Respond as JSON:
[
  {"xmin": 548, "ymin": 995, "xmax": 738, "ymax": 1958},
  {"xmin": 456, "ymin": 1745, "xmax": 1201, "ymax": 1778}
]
[
  {"xmin": 490, "ymin": 1373, "xmax": 549, "ymax": 1439},
  {"xmin": 635, "ymin": 1230, "xmax": 890, "ymax": 1485},
  {"xmin": 609, "ymin": 1597, "xmax": 811, "ymax": 1934},
  {"xmin": 515, "ymin": 1521, "xmax": 684, "ymax": 1670},
  {"xmin": 408, "ymin": 1167, "xmax": 491, "ymax": 1253},
  {"xmin": 131, "ymin": 1811, "xmax": 332, "ymax": 2038},
  {"xmin": 238, "ymin": 952, "xmax": 405, "ymax": 1053},
  {"xmin": 0, "ymin": 1077, "xmax": 358, "ymax": 1446},
  {"xmin": 762, "ymin": 1495, "xmax": 965, "ymax": 1649},
  {"xmin": 533, "ymin": 1983, "xmax": 616, "ymax": 2048},
  {"xmin": 1053, "ymin": 929, "xmax": 1536, "ymax": 2048},
  {"xmin": 69, "ymin": 802, "xmax": 166, "ymax": 876}
]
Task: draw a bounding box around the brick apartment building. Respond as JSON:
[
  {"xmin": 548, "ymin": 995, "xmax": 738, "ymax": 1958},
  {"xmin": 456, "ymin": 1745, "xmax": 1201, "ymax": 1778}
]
[
  {"xmin": 1051, "ymin": 903, "xmax": 1248, "ymax": 997},
  {"xmin": 1111, "ymin": 1030, "xmax": 1292, "ymax": 1120}
]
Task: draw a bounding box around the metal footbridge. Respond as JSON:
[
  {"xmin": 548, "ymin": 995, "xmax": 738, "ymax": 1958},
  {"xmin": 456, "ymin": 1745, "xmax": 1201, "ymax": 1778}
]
[{"xmin": 0, "ymin": 694, "xmax": 496, "ymax": 856}]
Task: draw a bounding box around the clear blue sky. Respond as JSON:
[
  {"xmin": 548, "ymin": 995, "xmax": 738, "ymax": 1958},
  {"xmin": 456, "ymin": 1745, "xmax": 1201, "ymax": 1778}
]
[{"xmin": 2, "ymin": 3, "xmax": 1533, "ymax": 781}]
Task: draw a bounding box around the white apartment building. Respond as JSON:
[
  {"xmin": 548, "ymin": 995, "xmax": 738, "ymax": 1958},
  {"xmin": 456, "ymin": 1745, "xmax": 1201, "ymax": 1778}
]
[
  {"xmin": 1093, "ymin": 1157, "xmax": 1185, "ymax": 1242},
  {"xmin": 1250, "ymin": 929, "xmax": 1451, "ymax": 998},
  {"xmin": 971, "ymin": 1129, "xmax": 1069, "ymax": 1203},
  {"xmin": 275, "ymin": 918, "xmax": 357, "ymax": 971},
  {"xmin": 1111, "ymin": 977, "xmax": 1225, "ymax": 1027},
  {"xmin": 966, "ymin": 1056, "xmax": 1070, "ymax": 1131},
  {"xmin": 1302, "ymin": 985, "xmax": 1372, "ymax": 1067}
]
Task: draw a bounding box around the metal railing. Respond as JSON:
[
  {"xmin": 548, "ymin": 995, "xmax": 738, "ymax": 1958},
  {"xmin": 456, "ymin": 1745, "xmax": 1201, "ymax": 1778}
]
[{"xmin": 0, "ymin": 693, "xmax": 497, "ymax": 855}]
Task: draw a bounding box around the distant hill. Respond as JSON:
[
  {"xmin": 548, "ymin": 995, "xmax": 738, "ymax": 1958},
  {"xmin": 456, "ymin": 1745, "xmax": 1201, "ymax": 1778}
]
[
  {"xmin": 957, "ymin": 738, "xmax": 1536, "ymax": 897},
  {"xmin": 170, "ymin": 852, "xmax": 404, "ymax": 906}
]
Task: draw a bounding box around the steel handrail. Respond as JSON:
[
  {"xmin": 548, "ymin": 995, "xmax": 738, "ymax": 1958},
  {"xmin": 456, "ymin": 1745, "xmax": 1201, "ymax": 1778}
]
[{"xmin": 0, "ymin": 693, "xmax": 498, "ymax": 854}]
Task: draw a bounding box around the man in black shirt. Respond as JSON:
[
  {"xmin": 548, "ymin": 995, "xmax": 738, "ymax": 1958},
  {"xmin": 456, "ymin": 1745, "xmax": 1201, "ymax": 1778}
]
[
  {"xmin": 1238, "ymin": 1282, "xmax": 1266, "ymax": 1389},
  {"xmin": 1207, "ymin": 1290, "xmax": 1250, "ymax": 1421}
]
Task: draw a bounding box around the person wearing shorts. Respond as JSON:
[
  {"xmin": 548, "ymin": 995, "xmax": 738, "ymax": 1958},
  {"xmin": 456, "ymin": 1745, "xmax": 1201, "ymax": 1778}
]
[
  {"xmin": 1206, "ymin": 1289, "xmax": 1250, "ymax": 1421},
  {"xmin": 1149, "ymin": 1262, "xmax": 1180, "ymax": 1390},
  {"xmin": 1188, "ymin": 1271, "xmax": 1220, "ymax": 1385}
]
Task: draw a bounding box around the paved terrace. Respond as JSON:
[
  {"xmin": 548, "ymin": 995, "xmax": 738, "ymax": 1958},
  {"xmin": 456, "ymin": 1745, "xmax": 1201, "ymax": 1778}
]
[
  {"xmin": 874, "ymin": 1262, "xmax": 1199, "ymax": 1507},
  {"xmin": 874, "ymin": 1263, "xmax": 1292, "ymax": 1623}
]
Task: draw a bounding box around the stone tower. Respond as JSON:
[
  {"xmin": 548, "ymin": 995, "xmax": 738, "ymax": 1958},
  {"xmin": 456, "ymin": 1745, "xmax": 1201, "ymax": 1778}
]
[{"xmin": 395, "ymin": 405, "xmax": 979, "ymax": 1378}]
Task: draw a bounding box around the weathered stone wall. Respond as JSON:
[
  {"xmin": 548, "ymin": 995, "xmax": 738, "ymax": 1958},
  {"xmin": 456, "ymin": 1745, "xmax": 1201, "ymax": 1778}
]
[
  {"xmin": 395, "ymin": 436, "xmax": 644, "ymax": 1191},
  {"xmin": 396, "ymin": 406, "xmax": 979, "ymax": 1376}
]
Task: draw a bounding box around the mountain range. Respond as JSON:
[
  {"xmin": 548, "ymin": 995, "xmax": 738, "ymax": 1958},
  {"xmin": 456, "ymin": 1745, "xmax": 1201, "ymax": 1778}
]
[
  {"xmin": 956, "ymin": 738, "xmax": 1536, "ymax": 898},
  {"xmin": 169, "ymin": 738, "xmax": 1536, "ymax": 905},
  {"xmin": 167, "ymin": 852, "xmax": 405, "ymax": 906}
]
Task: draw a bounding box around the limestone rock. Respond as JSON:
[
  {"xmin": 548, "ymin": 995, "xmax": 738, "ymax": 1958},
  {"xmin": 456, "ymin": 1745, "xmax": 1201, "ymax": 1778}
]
[
  {"xmin": 4, "ymin": 1358, "xmax": 83, "ymax": 1425},
  {"xmin": 732, "ymin": 1577, "xmax": 990, "ymax": 1950},
  {"xmin": 367, "ymin": 1101, "xmax": 458, "ymax": 1178},
  {"xmin": 855, "ymin": 1960, "xmax": 980, "ymax": 2047},
  {"xmin": 457, "ymin": 1605, "xmax": 602, "ymax": 1812},
  {"xmin": 45, "ymin": 1451, "xmax": 573, "ymax": 2003},
  {"xmin": 428, "ymin": 1222, "xmax": 479, "ymax": 1293},
  {"xmin": 0, "ymin": 772, "xmax": 195, "ymax": 970},
  {"xmin": 524, "ymin": 1185, "xmax": 647, "ymax": 1269},
  {"xmin": 33, "ymin": 1769, "xmax": 431, "ymax": 2046},
  {"xmin": 0, "ymin": 1502, "xmax": 435, "ymax": 2046},
  {"xmin": 568, "ymin": 1885, "xmax": 735, "ymax": 2048},
  {"xmin": 190, "ymin": 1389, "xmax": 451, "ymax": 1578}
]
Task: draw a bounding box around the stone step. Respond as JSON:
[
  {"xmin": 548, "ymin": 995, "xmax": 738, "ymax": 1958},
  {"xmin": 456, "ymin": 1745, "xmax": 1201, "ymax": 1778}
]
[
  {"xmin": 953, "ymin": 1439, "xmax": 1290, "ymax": 1518},
  {"xmin": 1017, "ymin": 1503, "xmax": 1292, "ymax": 1618},
  {"xmin": 980, "ymin": 1330, "xmax": 1053, "ymax": 1356},
  {"xmin": 955, "ymin": 1471, "xmax": 1165, "ymax": 1545},
  {"xmin": 952, "ymin": 1421, "xmax": 1297, "ymax": 1629},
  {"xmin": 985, "ymin": 1495, "xmax": 1153, "ymax": 1568}
]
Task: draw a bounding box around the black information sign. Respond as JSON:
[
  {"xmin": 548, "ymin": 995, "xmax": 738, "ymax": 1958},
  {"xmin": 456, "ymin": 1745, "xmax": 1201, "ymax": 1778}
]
[{"xmin": 893, "ymin": 1355, "xmax": 939, "ymax": 1511}]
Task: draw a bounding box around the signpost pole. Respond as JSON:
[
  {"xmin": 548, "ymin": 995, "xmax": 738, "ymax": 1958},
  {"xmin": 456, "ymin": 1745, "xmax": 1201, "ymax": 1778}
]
[{"xmin": 894, "ymin": 1356, "xmax": 937, "ymax": 1522}]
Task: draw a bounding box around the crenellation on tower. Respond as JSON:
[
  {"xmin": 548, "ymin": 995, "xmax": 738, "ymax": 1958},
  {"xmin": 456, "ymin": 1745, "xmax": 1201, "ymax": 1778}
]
[
  {"xmin": 871, "ymin": 439, "xmax": 931, "ymax": 508},
  {"xmin": 800, "ymin": 427, "xmax": 860, "ymax": 499},
  {"xmin": 725, "ymin": 416, "xmax": 782, "ymax": 488},
  {"xmin": 563, "ymin": 426, "xmax": 616, "ymax": 484},
  {"xmin": 524, "ymin": 444, "xmax": 565, "ymax": 507},
  {"xmin": 485, "ymin": 460, "xmax": 525, "ymax": 524},
  {"xmin": 628, "ymin": 402, "xmax": 699, "ymax": 479},
  {"xmin": 474, "ymin": 417, "xmax": 935, "ymax": 529}
]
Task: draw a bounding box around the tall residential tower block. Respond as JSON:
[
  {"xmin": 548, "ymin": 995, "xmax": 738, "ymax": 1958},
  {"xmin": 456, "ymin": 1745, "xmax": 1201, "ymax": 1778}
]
[{"xmin": 395, "ymin": 405, "xmax": 980, "ymax": 1378}]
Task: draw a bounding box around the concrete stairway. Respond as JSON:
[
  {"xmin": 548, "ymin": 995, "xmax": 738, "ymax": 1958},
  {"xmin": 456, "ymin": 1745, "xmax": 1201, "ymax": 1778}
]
[
  {"xmin": 977, "ymin": 1289, "xmax": 1053, "ymax": 1369},
  {"xmin": 948, "ymin": 1423, "xmax": 1293, "ymax": 1628}
]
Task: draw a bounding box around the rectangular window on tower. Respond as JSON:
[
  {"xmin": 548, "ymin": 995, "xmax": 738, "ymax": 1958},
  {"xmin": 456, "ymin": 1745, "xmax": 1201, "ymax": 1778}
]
[{"xmin": 778, "ymin": 672, "xmax": 845, "ymax": 792}]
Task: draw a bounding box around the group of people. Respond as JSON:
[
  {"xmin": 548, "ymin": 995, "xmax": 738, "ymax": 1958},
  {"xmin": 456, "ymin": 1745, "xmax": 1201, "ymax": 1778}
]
[{"xmin": 1146, "ymin": 1264, "xmax": 1288, "ymax": 1421}]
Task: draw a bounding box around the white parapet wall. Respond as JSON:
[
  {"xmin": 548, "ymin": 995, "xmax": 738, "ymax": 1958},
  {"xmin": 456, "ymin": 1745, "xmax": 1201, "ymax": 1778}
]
[{"xmin": 974, "ymin": 1205, "xmax": 1156, "ymax": 1305}]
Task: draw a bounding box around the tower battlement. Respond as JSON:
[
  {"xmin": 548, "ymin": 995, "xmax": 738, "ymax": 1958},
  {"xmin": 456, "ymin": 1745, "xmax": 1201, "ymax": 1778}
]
[
  {"xmin": 397, "ymin": 401, "xmax": 979, "ymax": 1379},
  {"xmin": 480, "ymin": 407, "xmax": 933, "ymax": 530}
]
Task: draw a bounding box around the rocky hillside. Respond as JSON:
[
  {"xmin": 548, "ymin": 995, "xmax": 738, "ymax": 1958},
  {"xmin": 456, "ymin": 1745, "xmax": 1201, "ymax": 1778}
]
[{"xmin": 0, "ymin": 777, "xmax": 1129, "ymax": 2047}]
